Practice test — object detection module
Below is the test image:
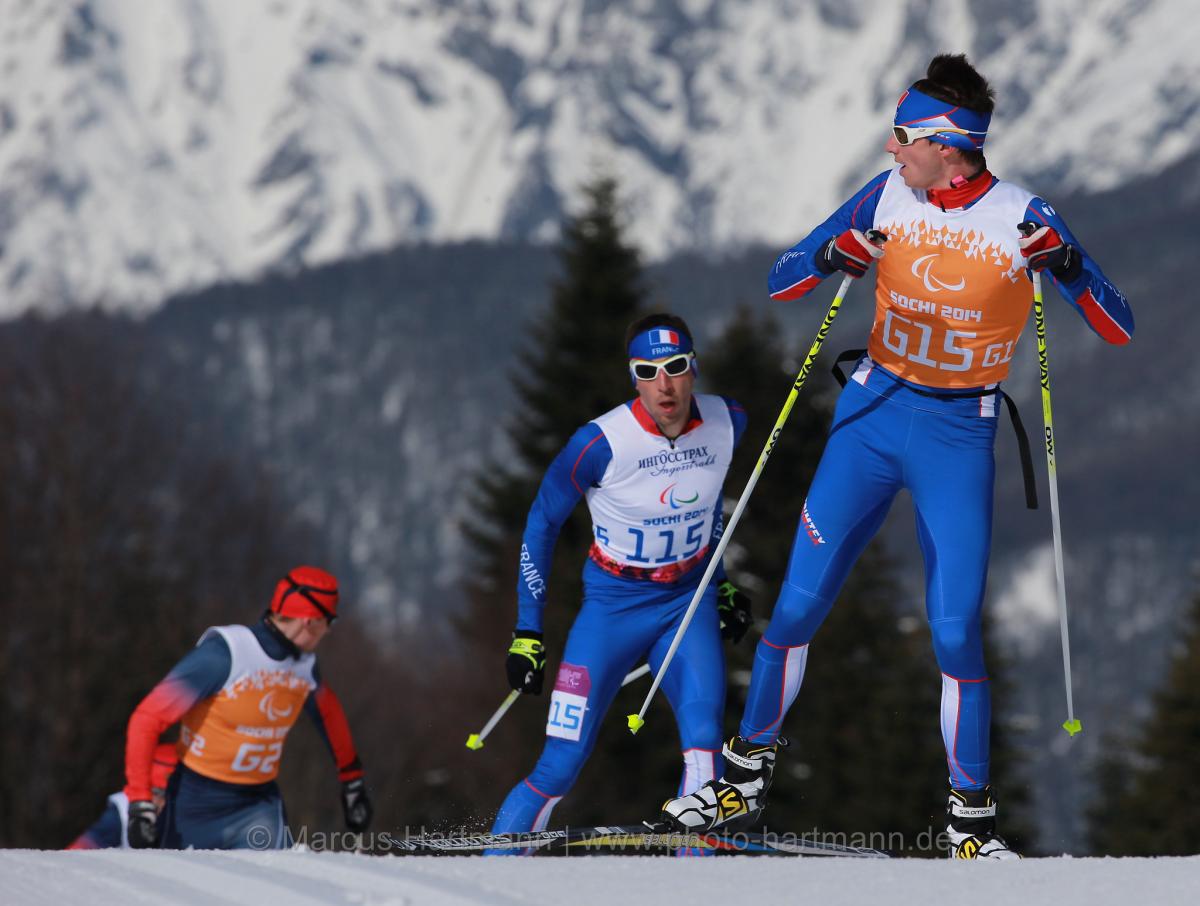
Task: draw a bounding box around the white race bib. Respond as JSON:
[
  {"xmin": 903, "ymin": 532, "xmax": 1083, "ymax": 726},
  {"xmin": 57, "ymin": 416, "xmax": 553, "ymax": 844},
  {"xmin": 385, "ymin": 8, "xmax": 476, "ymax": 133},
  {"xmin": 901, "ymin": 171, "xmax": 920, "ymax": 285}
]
[{"xmin": 545, "ymin": 662, "xmax": 591, "ymax": 742}]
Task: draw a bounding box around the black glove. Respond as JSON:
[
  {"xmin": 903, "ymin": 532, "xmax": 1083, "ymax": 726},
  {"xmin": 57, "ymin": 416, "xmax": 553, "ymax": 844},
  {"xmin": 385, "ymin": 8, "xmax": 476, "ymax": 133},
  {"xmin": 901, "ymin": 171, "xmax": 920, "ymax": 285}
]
[
  {"xmin": 506, "ymin": 631, "xmax": 546, "ymax": 694},
  {"xmin": 717, "ymin": 580, "xmax": 752, "ymax": 644},
  {"xmin": 817, "ymin": 228, "xmax": 887, "ymax": 278},
  {"xmin": 127, "ymin": 799, "xmax": 159, "ymax": 849},
  {"xmin": 1018, "ymin": 221, "xmax": 1083, "ymax": 282},
  {"xmin": 341, "ymin": 778, "xmax": 373, "ymax": 832}
]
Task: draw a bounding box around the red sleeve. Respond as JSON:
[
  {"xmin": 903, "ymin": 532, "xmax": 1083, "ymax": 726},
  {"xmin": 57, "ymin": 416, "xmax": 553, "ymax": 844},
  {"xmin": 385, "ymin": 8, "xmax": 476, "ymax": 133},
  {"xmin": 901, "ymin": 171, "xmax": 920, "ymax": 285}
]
[
  {"xmin": 123, "ymin": 678, "xmax": 202, "ymax": 801},
  {"xmin": 310, "ymin": 683, "xmax": 363, "ymax": 781}
]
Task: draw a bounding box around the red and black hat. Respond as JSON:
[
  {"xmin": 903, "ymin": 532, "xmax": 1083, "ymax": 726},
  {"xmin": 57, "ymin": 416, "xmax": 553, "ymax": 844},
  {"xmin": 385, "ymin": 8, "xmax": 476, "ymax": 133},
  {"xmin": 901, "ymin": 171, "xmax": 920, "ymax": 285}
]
[{"xmin": 269, "ymin": 566, "xmax": 339, "ymax": 623}]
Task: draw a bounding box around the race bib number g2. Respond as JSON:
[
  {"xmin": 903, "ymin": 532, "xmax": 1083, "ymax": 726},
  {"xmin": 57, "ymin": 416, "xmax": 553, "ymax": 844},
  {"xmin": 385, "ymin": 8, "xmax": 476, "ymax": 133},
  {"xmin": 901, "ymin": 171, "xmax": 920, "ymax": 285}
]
[
  {"xmin": 230, "ymin": 741, "xmax": 283, "ymax": 774},
  {"xmin": 546, "ymin": 662, "xmax": 591, "ymax": 742}
]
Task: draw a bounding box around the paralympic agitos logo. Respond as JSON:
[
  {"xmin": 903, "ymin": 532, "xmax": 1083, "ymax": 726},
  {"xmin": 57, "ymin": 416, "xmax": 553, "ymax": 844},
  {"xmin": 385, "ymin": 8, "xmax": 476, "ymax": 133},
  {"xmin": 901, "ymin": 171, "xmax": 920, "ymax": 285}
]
[
  {"xmin": 911, "ymin": 253, "xmax": 966, "ymax": 293},
  {"xmin": 259, "ymin": 690, "xmax": 294, "ymax": 721},
  {"xmin": 659, "ymin": 483, "xmax": 700, "ymax": 509}
]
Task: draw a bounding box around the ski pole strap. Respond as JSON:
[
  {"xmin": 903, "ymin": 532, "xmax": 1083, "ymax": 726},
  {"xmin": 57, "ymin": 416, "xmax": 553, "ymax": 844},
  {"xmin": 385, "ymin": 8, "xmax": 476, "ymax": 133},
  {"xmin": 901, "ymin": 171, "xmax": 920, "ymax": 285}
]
[
  {"xmin": 831, "ymin": 349, "xmax": 1038, "ymax": 510},
  {"xmin": 997, "ymin": 392, "xmax": 1038, "ymax": 511}
]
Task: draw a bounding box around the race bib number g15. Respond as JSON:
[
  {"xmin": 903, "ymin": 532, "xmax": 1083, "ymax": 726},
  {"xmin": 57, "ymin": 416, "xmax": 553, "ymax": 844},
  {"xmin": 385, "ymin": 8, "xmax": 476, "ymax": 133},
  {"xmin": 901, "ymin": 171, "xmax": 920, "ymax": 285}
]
[{"xmin": 546, "ymin": 662, "xmax": 591, "ymax": 742}]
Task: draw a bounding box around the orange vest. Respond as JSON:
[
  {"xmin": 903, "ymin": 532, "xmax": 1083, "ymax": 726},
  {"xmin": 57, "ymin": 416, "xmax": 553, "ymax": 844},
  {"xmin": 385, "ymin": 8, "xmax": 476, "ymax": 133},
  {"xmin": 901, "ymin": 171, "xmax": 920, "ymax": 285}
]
[
  {"xmin": 868, "ymin": 169, "xmax": 1035, "ymax": 388},
  {"xmin": 180, "ymin": 625, "xmax": 316, "ymax": 784}
]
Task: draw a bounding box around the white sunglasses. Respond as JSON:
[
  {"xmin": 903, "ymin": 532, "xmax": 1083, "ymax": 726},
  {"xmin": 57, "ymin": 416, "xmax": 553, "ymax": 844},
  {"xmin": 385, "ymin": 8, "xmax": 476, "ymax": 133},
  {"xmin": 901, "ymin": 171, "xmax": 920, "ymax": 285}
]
[
  {"xmin": 892, "ymin": 125, "xmax": 981, "ymax": 146},
  {"xmin": 629, "ymin": 352, "xmax": 694, "ymax": 381}
]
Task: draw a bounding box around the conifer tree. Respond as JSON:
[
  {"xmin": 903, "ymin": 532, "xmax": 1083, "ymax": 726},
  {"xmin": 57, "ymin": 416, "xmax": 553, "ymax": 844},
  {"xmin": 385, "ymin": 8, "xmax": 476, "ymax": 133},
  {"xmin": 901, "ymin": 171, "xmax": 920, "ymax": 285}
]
[
  {"xmin": 465, "ymin": 176, "xmax": 648, "ymax": 597},
  {"xmin": 1087, "ymin": 591, "xmax": 1200, "ymax": 855}
]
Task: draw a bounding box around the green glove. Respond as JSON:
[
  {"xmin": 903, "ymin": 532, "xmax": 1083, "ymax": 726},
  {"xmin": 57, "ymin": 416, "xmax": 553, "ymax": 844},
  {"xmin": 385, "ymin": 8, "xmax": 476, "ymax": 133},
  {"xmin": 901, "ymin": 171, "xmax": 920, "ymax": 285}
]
[
  {"xmin": 506, "ymin": 631, "xmax": 546, "ymax": 693},
  {"xmin": 717, "ymin": 581, "xmax": 752, "ymax": 644}
]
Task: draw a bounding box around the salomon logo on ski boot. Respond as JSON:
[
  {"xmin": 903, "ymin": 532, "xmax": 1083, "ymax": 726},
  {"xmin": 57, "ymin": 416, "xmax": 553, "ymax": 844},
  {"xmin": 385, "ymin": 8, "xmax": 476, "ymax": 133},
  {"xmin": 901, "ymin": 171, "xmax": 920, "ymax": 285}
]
[{"xmin": 945, "ymin": 786, "xmax": 1020, "ymax": 860}]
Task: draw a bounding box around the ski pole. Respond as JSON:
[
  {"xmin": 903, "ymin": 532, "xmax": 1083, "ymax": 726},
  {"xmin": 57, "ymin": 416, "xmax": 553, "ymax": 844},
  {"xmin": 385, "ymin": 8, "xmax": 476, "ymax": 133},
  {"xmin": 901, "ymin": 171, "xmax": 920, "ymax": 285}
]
[
  {"xmin": 1024, "ymin": 243, "xmax": 1082, "ymax": 738},
  {"xmin": 465, "ymin": 691, "xmax": 519, "ymax": 750},
  {"xmin": 628, "ymin": 261, "xmax": 873, "ymax": 735},
  {"xmin": 468, "ymin": 663, "xmax": 651, "ymax": 749}
]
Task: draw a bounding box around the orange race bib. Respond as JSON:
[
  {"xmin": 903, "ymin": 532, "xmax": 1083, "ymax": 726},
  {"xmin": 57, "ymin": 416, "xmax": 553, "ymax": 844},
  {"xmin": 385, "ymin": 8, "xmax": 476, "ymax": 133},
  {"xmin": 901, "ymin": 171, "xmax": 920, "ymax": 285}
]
[
  {"xmin": 868, "ymin": 171, "xmax": 1035, "ymax": 388},
  {"xmin": 180, "ymin": 626, "xmax": 316, "ymax": 784}
]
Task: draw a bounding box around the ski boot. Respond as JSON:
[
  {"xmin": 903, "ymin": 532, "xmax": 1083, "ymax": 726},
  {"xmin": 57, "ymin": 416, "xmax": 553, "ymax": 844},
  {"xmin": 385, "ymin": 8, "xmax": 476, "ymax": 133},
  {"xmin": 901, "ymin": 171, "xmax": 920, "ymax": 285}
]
[
  {"xmin": 946, "ymin": 785, "xmax": 1020, "ymax": 859},
  {"xmin": 660, "ymin": 736, "xmax": 786, "ymax": 832}
]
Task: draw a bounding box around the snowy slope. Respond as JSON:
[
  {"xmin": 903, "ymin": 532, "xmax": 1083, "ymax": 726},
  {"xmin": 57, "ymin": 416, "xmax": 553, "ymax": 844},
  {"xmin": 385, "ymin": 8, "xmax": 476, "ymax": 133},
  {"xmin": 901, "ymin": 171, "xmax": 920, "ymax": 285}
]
[
  {"xmin": 2, "ymin": 0, "xmax": 1199, "ymax": 314},
  {"xmin": 2, "ymin": 850, "xmax": 1199, "ymax": 906}
]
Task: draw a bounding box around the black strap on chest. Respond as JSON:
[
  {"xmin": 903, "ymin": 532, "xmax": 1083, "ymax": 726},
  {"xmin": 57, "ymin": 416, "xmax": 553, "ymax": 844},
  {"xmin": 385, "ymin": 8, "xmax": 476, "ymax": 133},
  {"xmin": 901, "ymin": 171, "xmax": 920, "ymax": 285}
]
[{"xmin": 832, "ymin": 349, "xmax": 1037, "ymax": 510}]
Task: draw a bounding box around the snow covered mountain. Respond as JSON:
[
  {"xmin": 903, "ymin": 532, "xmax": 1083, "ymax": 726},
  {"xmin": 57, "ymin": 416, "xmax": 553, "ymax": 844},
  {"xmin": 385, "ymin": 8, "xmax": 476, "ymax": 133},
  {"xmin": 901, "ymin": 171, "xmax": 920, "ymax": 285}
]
[{"xmin": 2, "ymin": 0, "xmax": 1198, "ymax": 315}]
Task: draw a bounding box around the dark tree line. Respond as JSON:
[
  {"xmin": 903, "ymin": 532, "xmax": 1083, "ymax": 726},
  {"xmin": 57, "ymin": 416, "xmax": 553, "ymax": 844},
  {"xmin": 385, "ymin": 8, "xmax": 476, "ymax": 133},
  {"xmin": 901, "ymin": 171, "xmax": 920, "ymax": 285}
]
[
  {"xmin": 0, "ymin": 314, "xmax": 440, "ymax": 848},
  {"xmin": 1088, "ymin": 589, "xmax": 1200, "ymax": 855},
  {"xmin": 0, "ymin": 314, "xmax": 329, "ymax": 846},
  {"xmin": 0, "ymin": 314, "xmax": 514, "ymax": 849}
]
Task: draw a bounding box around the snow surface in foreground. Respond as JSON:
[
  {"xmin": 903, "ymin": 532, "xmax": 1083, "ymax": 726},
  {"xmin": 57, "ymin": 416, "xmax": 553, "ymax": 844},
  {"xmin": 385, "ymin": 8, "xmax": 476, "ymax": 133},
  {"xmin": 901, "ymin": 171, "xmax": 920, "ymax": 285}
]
[{"xmin": 2, "ymin": 850, "xmax": 1198, "ymax": 906}]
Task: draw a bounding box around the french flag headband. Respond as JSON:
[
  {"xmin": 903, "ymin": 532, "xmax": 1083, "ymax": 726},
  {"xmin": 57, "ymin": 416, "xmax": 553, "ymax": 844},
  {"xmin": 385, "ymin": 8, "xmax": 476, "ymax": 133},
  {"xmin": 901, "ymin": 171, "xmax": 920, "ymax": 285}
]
[
  {"xmin": 628, "ymin": 326, "xmax": 694, "ymax": 361},
  {"xmin": 894, "ymin": 86, "xmax": 990, "ymax": 151}
]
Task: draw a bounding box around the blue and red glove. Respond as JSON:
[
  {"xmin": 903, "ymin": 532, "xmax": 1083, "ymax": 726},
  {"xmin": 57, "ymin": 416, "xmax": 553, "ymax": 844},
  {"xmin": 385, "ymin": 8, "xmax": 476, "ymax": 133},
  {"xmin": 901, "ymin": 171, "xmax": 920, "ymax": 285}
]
[
  {"xmin": 818, "ymin": 228, "xmax": 887, "ymax": 278},
  {"xmin": 1018, "ymin": 221, "xmax": 1083, "ymax": 282}
]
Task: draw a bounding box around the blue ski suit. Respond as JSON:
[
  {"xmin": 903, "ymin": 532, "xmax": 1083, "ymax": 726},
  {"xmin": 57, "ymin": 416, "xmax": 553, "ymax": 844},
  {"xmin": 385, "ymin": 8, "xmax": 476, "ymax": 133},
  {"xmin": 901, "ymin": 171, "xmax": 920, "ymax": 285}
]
[
  {"xmin": 740, "ymin": 167, "xmax": 1131, "ymax": 789},
  {"xmin": 491, "ymin": 394, "xmax": 746, "ymax": 833}
]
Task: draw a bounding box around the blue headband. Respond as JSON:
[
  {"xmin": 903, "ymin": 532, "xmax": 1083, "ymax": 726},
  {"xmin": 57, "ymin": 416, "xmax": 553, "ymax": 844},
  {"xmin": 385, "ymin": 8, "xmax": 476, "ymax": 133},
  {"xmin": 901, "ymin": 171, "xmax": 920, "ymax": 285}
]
[
  {"xmin": 894, "ymin": 86, "xmax": 990, "ymax": 151},
  {"xmin": 628, "ymin": 326, "xmax": 693, "ymax": 361}
]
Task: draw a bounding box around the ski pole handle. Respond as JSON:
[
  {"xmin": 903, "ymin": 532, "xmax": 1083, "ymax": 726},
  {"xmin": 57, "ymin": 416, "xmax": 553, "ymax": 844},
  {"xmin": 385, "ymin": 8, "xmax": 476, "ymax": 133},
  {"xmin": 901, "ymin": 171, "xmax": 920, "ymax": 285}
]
[{"xmin": 467, "ymin": 663, "xmax": 652, "ymax": 749}]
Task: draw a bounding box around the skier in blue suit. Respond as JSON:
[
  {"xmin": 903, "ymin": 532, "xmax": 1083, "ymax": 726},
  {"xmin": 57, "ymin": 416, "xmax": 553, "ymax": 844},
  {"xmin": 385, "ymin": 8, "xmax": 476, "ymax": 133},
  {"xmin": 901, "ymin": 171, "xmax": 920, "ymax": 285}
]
[
  {"xmin": 659, "ymin": 53, "xmax": 1131, "ymax": 859},
  {"xmin": 490, "ymin": 314, "xmax": 750, "ymax": 841}
]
